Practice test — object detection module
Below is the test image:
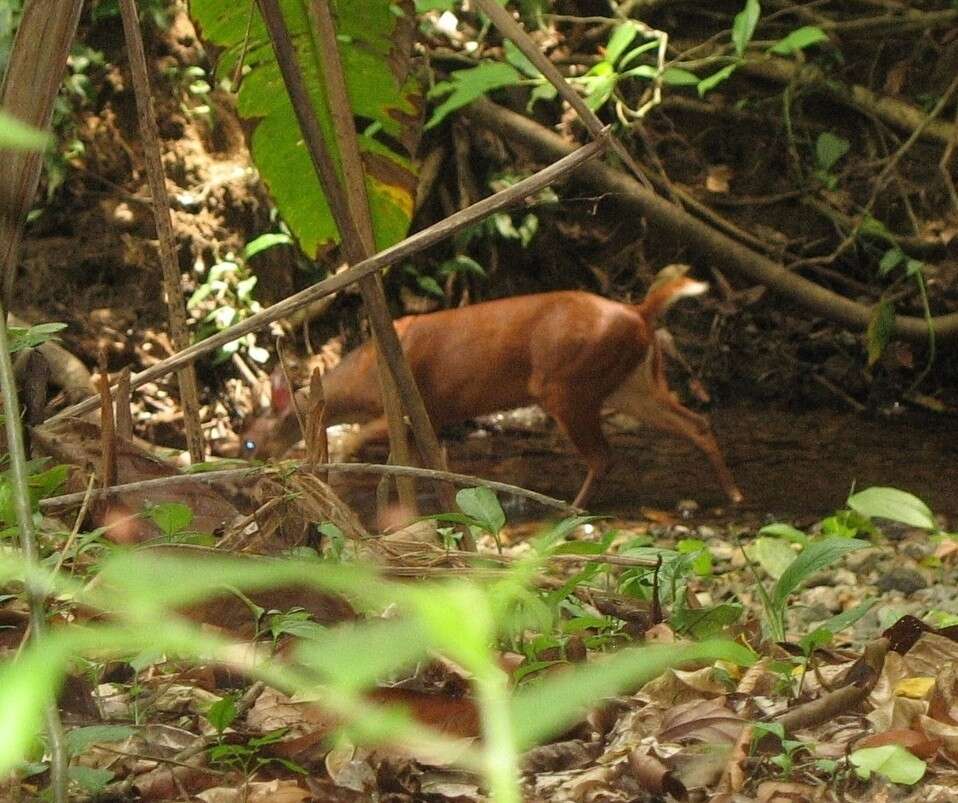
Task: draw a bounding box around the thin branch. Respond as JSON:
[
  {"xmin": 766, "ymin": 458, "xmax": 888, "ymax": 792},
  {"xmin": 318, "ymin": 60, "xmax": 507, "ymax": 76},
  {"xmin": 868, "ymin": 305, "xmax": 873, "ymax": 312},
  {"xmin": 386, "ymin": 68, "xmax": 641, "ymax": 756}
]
[
  {"xmin": 118, "ymin": 0, "xmax": 205, "ymax": 463},
  {"xmin": 39, "ymin": 461, "xmax": 577, "ymax": 515}
]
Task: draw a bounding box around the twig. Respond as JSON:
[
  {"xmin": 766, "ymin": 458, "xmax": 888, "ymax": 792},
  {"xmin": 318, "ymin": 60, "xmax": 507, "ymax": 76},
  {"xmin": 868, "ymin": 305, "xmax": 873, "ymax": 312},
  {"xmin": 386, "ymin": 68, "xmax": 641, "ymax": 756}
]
[
  {"xmin": 53, "ymin": 474, "xmax": 97, "ymax": 576},
  {"xmin": 118, "ymin": 0, "xmax": 205, "ymax": 463},
  {"xmin": 48, "ymin": 134, "xmax": 610, "ymax": 424}
]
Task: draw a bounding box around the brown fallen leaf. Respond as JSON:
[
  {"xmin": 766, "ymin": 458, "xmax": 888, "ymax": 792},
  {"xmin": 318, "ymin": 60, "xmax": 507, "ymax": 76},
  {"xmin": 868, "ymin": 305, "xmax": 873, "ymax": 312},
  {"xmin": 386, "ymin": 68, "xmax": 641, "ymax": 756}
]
[
  {"xmin": 659, "ymin": 696, "xmax": 748, "ymax": 744},
  {"xmin": 34, "ymin": 418, "xmax": 240, "ymax": 542},
  {"xmin": 856, "ymin": 727, "xmax": 941, "ymax": 760},
  {"xmin": 756, "ymin": 780, "xmax": 825, "ymax": 802},
  {"xmin": 628, "ymin": 748, "xmax": 687, "ymax": 800}
]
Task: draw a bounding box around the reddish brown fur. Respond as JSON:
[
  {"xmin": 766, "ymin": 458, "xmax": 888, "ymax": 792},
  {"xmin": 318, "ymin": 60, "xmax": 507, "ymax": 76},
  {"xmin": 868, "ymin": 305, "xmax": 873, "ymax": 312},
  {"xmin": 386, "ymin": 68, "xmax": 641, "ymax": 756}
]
[{"xmin": 244, "ymin": 279, "xmax": 742, "ymax": 507}]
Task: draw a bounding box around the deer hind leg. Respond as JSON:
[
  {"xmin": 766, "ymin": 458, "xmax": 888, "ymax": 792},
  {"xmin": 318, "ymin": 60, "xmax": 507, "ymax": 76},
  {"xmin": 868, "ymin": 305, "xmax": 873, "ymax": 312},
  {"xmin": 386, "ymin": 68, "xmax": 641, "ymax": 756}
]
[
  {"xmin": 607, "ymin": 359, "xmax": 743, "ymax": 503},
  {"xmin": 540, "ymin": 394, "xmax": 611, "ymax": 509}
]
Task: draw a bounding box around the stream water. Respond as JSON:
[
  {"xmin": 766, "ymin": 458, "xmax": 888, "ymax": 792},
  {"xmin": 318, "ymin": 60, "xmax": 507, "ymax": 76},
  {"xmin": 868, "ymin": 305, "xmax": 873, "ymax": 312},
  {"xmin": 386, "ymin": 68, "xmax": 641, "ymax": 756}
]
[{"xmin": 329, "ymin": 406, "xmax": 958, "ymax": 528}]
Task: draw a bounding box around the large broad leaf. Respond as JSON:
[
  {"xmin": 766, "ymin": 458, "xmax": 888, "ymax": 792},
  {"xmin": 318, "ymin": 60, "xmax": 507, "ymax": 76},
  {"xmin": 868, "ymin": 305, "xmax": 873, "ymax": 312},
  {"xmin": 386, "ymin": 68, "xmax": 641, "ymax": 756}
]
[{"xmin": 188, "ymin": 0, "xmax": 424, "ymax": 256}]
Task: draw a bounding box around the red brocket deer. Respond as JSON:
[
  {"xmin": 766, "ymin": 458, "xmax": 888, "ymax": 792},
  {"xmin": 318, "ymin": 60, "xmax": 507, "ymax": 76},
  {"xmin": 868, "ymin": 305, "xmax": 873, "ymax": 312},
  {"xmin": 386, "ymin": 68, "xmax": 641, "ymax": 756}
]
[{"xmin": 242, "ymin": 272, "xmax": 743, "ymax": 508}]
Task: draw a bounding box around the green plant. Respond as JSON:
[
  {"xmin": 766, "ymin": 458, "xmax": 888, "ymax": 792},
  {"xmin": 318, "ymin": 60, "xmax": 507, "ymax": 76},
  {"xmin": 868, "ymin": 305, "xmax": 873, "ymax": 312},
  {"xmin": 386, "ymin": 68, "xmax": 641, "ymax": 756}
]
[
  {"xmin": 402, "ymin": 254, "xmax": 486, "ymax": 300},
  {"xmin": 430, "ymin": 486, "xmax": 507, "ymax": 550},
  {"xmin": 849, "ymin": 745, "xmax": 926, "ymax": 785},
  {"xmin": 813, "ymin": 132, "xmax": 851, "ymax": 190},
  {"xmin": 145, "ymin": 501, "xmax": 214, "ymax": 544},
  {"xmin": 209, "ymin": 728, "xmax": 307, "ymax": 777},
  {"xmin": 187, "ymin": 247, "xmax": 272, "ymax": 365},
  {"xmin": 752, "ymin": 722, "xmax": 815, "ymax": 779},
  {"xmin": 0, "ymin": 533, "xmax": 751, "ymax": 801},
  {"xmin": 872, "ymin": 248, "xmax": 936, "ymax": 386},
  {"xmin": 91, "ymin": 0, "xmax": 172, "ymax": 29},
  {"xmin": 41, "ymin": 44, "xmax": 110, "ymax": 199},
  {"xmin": 188, "ymin": 0, "xmax": 423, "ymax": 257},
  {"xmin": 163, "ymin": 63, "xmax": 215, "ymax": 125},
  {"xmin": 0, "ymin": 110, "xmax": 51, "ymax": 151},
  {"xmin": 752, "ymin": 487, "xmax": 940, "ymax": 643}
]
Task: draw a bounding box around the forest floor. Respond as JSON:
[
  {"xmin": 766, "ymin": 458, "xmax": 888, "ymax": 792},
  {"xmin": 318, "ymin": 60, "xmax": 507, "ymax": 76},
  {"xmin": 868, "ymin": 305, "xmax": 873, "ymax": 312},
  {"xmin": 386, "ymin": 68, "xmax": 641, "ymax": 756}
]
[{"xmin": 6, "ymin": 1, "xmax": 958, "ymax": 801}]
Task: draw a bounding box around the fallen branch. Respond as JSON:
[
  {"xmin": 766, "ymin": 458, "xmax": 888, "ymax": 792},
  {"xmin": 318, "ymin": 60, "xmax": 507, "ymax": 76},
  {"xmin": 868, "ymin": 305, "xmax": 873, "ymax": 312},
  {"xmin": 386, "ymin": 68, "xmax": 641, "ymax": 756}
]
[{"xmin": 39, "ymin": 460, "xmax": 577, "ymax": 514}]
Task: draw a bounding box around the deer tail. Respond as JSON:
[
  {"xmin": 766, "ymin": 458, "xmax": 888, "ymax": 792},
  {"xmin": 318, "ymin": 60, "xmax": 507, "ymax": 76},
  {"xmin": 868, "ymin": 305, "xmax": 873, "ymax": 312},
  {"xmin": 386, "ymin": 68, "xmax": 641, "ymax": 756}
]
[{"xmin": 636, "ymin": 265, "xmax": 709, "ymax": 325}]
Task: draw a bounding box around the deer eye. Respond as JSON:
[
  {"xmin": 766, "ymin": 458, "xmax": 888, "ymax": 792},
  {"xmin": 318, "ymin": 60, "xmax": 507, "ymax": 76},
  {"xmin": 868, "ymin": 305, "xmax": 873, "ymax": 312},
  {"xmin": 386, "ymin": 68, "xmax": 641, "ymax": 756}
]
[{"xmin": 242, "ymin": 439, "xmax": 256, "ymax": 454}]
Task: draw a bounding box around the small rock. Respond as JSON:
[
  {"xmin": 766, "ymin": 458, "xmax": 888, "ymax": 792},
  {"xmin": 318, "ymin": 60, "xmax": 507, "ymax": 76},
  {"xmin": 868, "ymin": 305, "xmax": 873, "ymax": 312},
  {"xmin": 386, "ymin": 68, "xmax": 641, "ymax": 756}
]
[
  {"xmin": 831, "ymin": 568, "xmax": 857, "ymax": 586},
  {"xmin": 876, "ymin": 568, "xmax": 927, "ymax": 596},
  {"xmin": 801, "ymin": 586, "xmax": 842, "ymax": 615},
  {"xmin": 676, "ymin": 499, "xmax": 699, "ymax": 518},
  {"xmin": 845, "ymin": 548, "xmax": 884, "ymax": 575},
  {"xmin": 900, "ymin": 540, "xmax": 934, "ymax": 561},
  {"xmin": 697, "ymin": 525, "xmax": 717, "ymax": 539}
]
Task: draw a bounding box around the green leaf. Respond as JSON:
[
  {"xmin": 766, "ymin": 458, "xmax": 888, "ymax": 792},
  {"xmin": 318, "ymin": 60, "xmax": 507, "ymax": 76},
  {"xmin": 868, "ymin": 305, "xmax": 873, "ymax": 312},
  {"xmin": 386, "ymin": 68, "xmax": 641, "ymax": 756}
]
[
  {"xmin": 0, "ymin": 109, "xmax": 51, "ymax": 151},
  {"xmin": 904, "ymin": 258, "xmax": 924, "ymax": 278},
  {"xmin": 511, "ymin": 640, "xmax": 754, "ymax": 750},
  {"xmin": 437, "ymin": 255, "xmax": 486, "ymax": 277},
  {"xmin": 243, "ymin": 232, "xmax": 293, "ymax": 259},
  {"xmin": 528, "ymin": 81, "xmax": 558, "ymax": 110},
  {"xmin": 582, "ymin": 73, "xmax": 618, "ymax": 111},
  {"xmin": 758, "ymin": 522, "xmax": 809, "ymax": 545},
  {"xmin": 878, "ymin": 247, "xmax": 905, "ymax": 275},
  {"xmin": 815, "ymin": 132, "xmax": 850, "ymax": 171},
  {"xmin": 64, "ymin": 725, "xmax": 135, "ymax": 757},
  {"xmin": 749, "ymin": 537, "xmax": 798, "ymax": 580},
  {"xmin": 860, "ymin": 214, "xmax": 893, "ymax": 241},
  {"xmin": 67, "ymin": 766, "xmax": 114, "ymax": 793},
  {"xmin": 847, "ymin": 487, "xmax": 936, "ymax": 530},
  {"xmin": 771, "ymin": 538, "xmax": 868, "ymax": 612},
  {"xmin": 189, "ymin": 0, "xmax": 424, "ymax": 256},
  {"xmin": 456, "ymin": 487, "xmax": 505, "ymax": 535},
  {"xmin": 618, "ymin": 40, "xmax": 660, "ymax": 72},
  {"xmin": 147, "ymin": 502, "xmax": 194, "ymax": 537},
  {"xmin": 0, "ymin": 643, "xmax": 71, "ymax": 775},
  {"xmin": 7, "ymin": 322, "xmax": 67, "ymax": 353},
  {"xmin": 503, "ymin": 40, "xmax": 540, "ymax": 79},
  {"xmin": 798, "ymin": 600, "xmax": 875, "ymax": 654},
  {"xmin": 676, "ymin": 538, "xmax": 712, "ymax": 576},
  {"xmin": 661, "ymin": 67, "xmax": 700, "ymax": 86},
  {"xmin": 672, "ymin": 602, "xmax": 743, "ymax": 640},
  {"xmin": 294, "ymin": 617, "xmax": 431, "ymax": 692},
  {"xmin": 532, "ymin": 516, "xmax": 606, "ymax": 554},
  {"xmin": 619, "ymin": 64, "xmax": 657, "ymax": 81},
  {"xmin": 414, "ymin": 0, "xmax": 455, "ymax": 9},
  {"xmin": 207, "ymin": 695, "xmax": 238, "ymax": 733},
  {"xmin": 427, "ymin": 62, "xmax": 522, "ymax": 129},
  {"xmin": 866, "ymin": 300, "xmax": 895, "ymax": 367},
  {"xmin": 850, "ymin": 745, "xmax": 926, "ymax": 785},
  {"xmin": 415, "ymin": 275, "xmax": 444, "ymax": 298},
  {"xmin": 698, "ymin": 64, "xmax": 737, "ymax": 96},
  {"xmin": 732, "ymin": 0, "xmax": 761, "ymax": 58},
  {"xmin": 770, "ymin": 25, "xmax": 828, "ymax": 55},
  {"xmin": 605, "ymin": 21, "xmax": 641, "ymax": 65}
]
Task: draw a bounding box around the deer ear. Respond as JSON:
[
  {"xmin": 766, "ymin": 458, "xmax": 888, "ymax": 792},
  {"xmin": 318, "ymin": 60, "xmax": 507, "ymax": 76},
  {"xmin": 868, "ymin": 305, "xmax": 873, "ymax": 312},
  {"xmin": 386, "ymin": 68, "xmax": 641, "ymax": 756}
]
[{"xmin": 269, "ymin": 366, "xmax": 293, "ymax": 415}]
